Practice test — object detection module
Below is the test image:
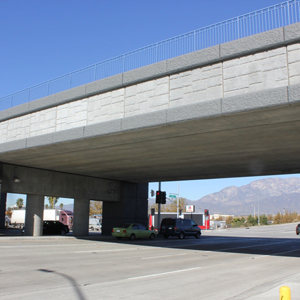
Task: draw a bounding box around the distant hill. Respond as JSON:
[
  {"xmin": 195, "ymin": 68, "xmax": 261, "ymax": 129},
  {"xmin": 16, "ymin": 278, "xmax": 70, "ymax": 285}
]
[
  {"xmin": 188, "ymin": 177, "xmax": 300, "ymax": 215},
  {"xmin": 55, "ymin": 204, "xmax": 74, "ymax": 211}
]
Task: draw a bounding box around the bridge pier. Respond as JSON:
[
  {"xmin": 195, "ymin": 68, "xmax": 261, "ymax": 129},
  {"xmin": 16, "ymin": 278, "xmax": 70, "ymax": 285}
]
[
  {"xmin": 73, "ymin": 198, "xmax": 90, "ymax": 236},
  {"xmin": 24, "ymin": 194, "xmax": 44, "ymax": 236},
  {"xmin": 102, "ymin": 182, "xmax": 148, "ymax": 235}
]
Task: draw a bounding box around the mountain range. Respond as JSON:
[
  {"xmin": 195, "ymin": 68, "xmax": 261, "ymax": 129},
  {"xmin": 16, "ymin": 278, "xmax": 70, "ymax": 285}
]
[
  {"xmin": 186, "ymin": 177, "xmax": 300, "ymax": 216},
  {"xmin": 149, "ymin": 177, "xmax": 300, "ymax": 216}
]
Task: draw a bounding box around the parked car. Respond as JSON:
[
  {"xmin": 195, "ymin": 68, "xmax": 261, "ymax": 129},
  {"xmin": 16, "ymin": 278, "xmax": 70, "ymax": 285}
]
[
  {"xmin": 296, "ymin": 223, "xmax": 300, "ymax": 235},
  {"xmin": 160, "ymin": 218, "xmax": 201, "ymax": 239},
  {"xmin": 22, "ymin": 221, "xmax": 69, "ymax": 235},
  {"xmin": 112, "ymin": 223, "xmax": 156, "ymax": 240}
]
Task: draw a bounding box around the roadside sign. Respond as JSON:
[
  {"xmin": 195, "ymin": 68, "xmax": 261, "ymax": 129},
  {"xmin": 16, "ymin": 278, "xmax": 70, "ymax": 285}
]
[{"xmin": 186, "ymin": 205, "xmax": 195, "ymax": 213}]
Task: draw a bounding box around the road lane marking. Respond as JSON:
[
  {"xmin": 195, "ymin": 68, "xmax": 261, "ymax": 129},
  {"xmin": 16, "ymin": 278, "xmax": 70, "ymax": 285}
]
[
  {"xmin": 0, "ymin": 243, "xmax": 98, "ymax": 248},
  {"xmin": 75, "ymin": 248, "xmax": 139, "ymax": 253},
  {"xmin": 252, "ymin": 248, "xmax": 300, "ymax": 258},
  {"xmin": 128, "ymin": 266, "xmax": 202, "ymax": 280},
  {"xmin": 141, "ymin": 253, "xmax": 187, "ymax": 260},
  {"xmin": 217, "ymin": 240, "xmax": 293, "ymax": 252}
]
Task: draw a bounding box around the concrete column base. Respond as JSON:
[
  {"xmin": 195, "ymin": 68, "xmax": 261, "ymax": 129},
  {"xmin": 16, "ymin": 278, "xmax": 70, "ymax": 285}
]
[
  {"xmin": 73, "ymin": 198, "xmax": 89, "ymax": 236},
  {"xmin": 24, "ymin": 194, "xmax": 44, "ymax": 236},
  {"xmin": 102, "ymin": 182, "xmax": 148, "ymax": 235}
]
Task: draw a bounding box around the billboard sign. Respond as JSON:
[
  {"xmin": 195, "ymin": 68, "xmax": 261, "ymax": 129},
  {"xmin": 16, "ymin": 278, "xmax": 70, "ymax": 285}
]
[{"xmin": 186, "ymin": 205, "xmax": 195, "ymax": 213}]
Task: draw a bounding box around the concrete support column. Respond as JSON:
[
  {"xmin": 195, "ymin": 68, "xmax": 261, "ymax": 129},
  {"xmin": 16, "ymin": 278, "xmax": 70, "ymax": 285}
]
[
  {"xmin": 25, "ymin": 194, "xmax": 44, "ymax": 236},
  {"xmin": 0, "ymin": 193, "xmax": 7, "ymax": 229},
  {"xmin": 102, "ymin": 182, "xmax": 148, "ymax": 235},
  {"xmin": 73, "ymin": 198, "xmax": 89, "ymax": 236}
]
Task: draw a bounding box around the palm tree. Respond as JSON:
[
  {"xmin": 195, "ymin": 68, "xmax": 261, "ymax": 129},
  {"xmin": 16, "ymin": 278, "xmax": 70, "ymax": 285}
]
[
  {"xmin": 16, "ymin": 198, "xmax": 24, "ymax": 209},
  {"xmin": 47, "ymin": 196, "xmax": 59, "ymax": 209}
]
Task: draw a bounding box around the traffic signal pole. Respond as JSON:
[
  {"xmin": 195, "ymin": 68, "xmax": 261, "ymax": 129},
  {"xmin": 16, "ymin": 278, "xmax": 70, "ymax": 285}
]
[{"xmin": 158, "ymin": 182, "xmax": 161, "ymax": 233}]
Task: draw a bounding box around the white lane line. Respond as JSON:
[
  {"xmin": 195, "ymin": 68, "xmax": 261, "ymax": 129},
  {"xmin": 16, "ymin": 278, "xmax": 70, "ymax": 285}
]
[
  {"xmin": 274, "ymin": 248, "xmax": 300, "ymax": 255},
  {"xmin": 128, "ymin": 266, "xmax": 202, "ymax": 280},
  {"xmin": 141, "ymin": 253, "xmax": 187, "ymax": 260},
  {"xmin": 252, "ymin": 248, "xmax": 300, "ymax": 258},
  {"xmin": 216, "ymin": 240, "xmax": 291, "ymax": 252},
  {"xmin": 0, "ymin": 243, "xmax": 96, "ymax": 248},
  {"xmin": 75, "ymin": 248, "xmax": 138, "ymax": 253}
]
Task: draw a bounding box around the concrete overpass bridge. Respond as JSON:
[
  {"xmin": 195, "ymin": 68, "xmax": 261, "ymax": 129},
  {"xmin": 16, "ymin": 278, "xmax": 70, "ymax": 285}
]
[{"xmin": 0, "ymin": 17, "xmax": 300, "ymax": 235}]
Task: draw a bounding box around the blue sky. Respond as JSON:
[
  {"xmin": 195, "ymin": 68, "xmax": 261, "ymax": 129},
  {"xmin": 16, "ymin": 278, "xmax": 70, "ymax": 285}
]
[
  {"xmin": 0, "ymin": 0, "xmax": 286, "ymax": 97},
  {"xmin": 2, "ymin": 0, "xmax": 299, "ymax": 207}
]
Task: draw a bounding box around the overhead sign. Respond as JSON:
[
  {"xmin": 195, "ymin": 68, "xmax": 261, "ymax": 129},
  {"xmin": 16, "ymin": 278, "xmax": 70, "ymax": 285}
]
[
  {"xmin": 186, "ymin": 205, "xmax": 195, "ymax": 213},
  {"xmin": 169, "ymin": 194, "xmax": 177, "ymax": 198}
]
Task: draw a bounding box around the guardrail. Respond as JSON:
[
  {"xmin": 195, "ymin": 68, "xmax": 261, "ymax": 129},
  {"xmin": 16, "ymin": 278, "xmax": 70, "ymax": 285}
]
[{"xmin": 1, "ymin": 0, "xmax": 299, "ymax": 111}]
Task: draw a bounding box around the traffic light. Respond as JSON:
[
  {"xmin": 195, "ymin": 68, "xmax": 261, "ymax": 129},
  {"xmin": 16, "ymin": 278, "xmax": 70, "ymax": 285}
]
[
  {"xmin": 204, "ymin": 209, "xmax": 209, "ymax": 216},
  {"xmin": 151, "ymin": 189, "xmax": 155, "ymax": 197},
  {"xmin": 161, "ymin": 191, "xmax": 166, "ymax": 204},
  {"xmin": 155, "ymin": 191, "xmax": 166, "ymax": 204},
  {"xmin": 156, "ymin": 191, "xmax": 161, "ymax": 203}
]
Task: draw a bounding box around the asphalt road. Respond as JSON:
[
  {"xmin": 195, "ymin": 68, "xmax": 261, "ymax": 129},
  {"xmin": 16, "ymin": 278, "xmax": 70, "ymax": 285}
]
[{"xmin": 0, "ymin": 223, "xmax": 299, "ymax": 300}]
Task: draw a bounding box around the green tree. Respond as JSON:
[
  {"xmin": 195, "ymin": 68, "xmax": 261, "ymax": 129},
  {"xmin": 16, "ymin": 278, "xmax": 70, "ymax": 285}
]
[
  {"xmin": 60, "ymin": 203, "xmax": 64, "ymax": 209},
  {"xmin": 47, "ymin": 196, "xmax": 59, "ymax": 209},
  {"xmin": 232, "ymin": 217, "xmax": 243, "ymax": 228},
  {"xmin": 247, "ymin": 215, "xmax": 256, "ymax": 226},
  {"xmin": 16, "ymin": 198, "xmax": 24, "ymax": 209},
  {"xmin": 260, "ymin": 214, "xmax": 268, "ymax": 225}
]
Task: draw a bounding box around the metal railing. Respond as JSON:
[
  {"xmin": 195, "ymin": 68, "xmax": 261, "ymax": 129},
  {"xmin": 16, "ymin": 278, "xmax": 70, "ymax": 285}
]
[{"xmin": 1, "ymin": 0, "xmax": 299, "ymax": 111}]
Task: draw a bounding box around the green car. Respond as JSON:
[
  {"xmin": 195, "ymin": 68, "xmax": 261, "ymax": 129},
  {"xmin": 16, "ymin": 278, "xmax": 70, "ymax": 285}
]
[{"xmin": 112, "ymin": 223, "xmax": 156, "ymax": 240}]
